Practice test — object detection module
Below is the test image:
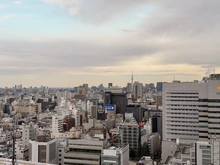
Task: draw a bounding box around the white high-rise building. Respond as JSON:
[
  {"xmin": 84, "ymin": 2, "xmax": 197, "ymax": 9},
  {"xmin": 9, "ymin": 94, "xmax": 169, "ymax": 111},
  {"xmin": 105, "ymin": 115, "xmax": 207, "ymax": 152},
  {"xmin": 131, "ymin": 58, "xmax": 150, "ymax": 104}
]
[
  {"xmin": 163, "ymin": 81, "xmax": 199, "ymax": 141},
  {"xmin": 163, "ymin": 74, "xmax": 220, "ymax": 142}
]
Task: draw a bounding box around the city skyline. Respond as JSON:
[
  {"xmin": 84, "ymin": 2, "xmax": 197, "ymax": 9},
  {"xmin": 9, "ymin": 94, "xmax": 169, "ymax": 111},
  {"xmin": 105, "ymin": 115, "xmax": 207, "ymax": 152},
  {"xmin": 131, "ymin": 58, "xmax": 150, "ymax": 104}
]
[{"xmin": 0, "ymin": 0, "xmax": 219, "ymax": 87}]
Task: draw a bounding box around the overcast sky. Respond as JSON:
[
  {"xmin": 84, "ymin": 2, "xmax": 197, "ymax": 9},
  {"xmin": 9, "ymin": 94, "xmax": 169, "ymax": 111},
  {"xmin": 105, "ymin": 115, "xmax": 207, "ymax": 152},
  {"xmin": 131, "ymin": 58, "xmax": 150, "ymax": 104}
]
[{"xmin": 0, "ymin": 0, "xmax": 219, "ymax": 87}]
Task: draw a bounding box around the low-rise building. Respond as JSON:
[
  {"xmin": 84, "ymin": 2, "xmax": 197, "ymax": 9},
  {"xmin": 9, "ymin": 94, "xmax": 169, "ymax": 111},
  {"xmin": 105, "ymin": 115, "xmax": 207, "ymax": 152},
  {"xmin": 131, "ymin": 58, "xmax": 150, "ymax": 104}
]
[
  {"xmin": 63, "ymin": 138, "xmax": 109, "ymax": 165},
  {"xmin": 101, "ymin": 145, "xmax": 129, "ymax": 165}
]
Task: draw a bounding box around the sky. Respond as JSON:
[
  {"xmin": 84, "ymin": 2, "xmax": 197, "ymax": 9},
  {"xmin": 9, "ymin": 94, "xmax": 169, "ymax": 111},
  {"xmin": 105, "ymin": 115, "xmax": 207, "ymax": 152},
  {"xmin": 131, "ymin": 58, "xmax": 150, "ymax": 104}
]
[{"xmin": 0, "ymin": 0, "xmax": 220, "ymax": 87}]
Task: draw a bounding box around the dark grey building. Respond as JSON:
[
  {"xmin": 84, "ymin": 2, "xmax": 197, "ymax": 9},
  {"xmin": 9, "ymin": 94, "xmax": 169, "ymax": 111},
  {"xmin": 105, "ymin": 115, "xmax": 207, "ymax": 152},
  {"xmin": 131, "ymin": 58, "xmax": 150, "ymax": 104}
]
[
  {"xmin": 104, "ymin": 92, "xmax": 127, "ymax": 116},
  {"xmin": 151, "ymin": 114, "xmax": 162, "ymax": 139},
  {"xmin": 156, "ymin": 82, "xmax": 163, "ymax": 92},
  {"xmin": 126, "ymin": 104, "xmax": 144, "ymax": 122}
]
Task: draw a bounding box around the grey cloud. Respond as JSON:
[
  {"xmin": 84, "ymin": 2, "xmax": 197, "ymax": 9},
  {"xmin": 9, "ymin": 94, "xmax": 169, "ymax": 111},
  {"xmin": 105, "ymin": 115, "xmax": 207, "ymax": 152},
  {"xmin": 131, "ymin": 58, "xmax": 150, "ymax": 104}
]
[
  {"xmin": 134, "ymin": 0, "xmax": 220, "ymax": 71},
  {"xmin": 79, "ymin": 0, "xmax": 149, "ymax": 24},
  {"xmin": 121, "ymin": 29, "xmax": 137, "ymax": 33},
  {"xmin": 1, "ymin": 0, "xmax": 220, "ymax": 78},
  {"xmin": 0, "ymin": 38, "xmax": 162, "ymax": 75}
]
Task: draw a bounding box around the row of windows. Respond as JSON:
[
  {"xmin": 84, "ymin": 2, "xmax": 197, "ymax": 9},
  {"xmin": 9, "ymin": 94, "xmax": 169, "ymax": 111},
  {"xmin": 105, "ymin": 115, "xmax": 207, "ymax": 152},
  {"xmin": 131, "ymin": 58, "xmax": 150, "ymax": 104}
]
[
  {"xmin": 199, "ymin": 105, "xmax": 220, "ymax": 108},
  {"xmin": 167, "ymin": 100, "xmax": 198, "ymax": 102},
  {"xmin": 208, "ymin": 127, "xmax": 220, "ymax": 130},
  {"xmin": 170, "ymin": 117, "xmax": 198, "ymax": 119},
  {"xmin": 168, "ymin": 93, "xmax": 198, "ymax": 95},
  {"xmin": 199, "ymin": 99, "xmax": 220, "ymax": 102},
  {"xmin": 169, "ymin": 125, "xmax": 198, "ymax": 128},
  {"xmin": 169, "ymin": 113, "xmax": 197, "ymax": 115},
  {"xmin": 169, "ymin": 109, "xmax": 198, "ymax": 111},
  {"xmin": 169, "ymin": 105, "xmax": 198, "ymax": 107},
  {"xmin": 169, "ymin": 96, "xmax": 198, "ymax": 98},
  {"xmin": 169, "ymin": 129, "xmax": 198, "ymax": 132},
  {"xmin": 169, "ymin": 121, "xmax": 198, "ymax": 123},
  {"xmin": 169, "ymin": 133, "xmax": 197, "ymax": 136}
]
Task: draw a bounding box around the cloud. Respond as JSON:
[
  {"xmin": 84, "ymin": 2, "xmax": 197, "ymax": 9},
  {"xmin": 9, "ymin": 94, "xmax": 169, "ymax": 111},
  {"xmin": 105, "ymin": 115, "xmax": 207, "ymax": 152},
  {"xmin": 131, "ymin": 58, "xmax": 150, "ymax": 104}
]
[
  {"xmin": 78, "ymin": 0, "xmax": 149, "ymax": 24},
  {"xmin": 14, "ymin": 1, "xmax": 22, "ymax": 5},
  {"xmin": 42, "ymin": 0, "xmax": 81, "ymax": 15},
  {"xmin": 1, "ymin": 0, "xmax": 220, "ymax": 86},
  {"xmin": 121, "ymin": 29, "xmax": 137, "ymax": 33}
]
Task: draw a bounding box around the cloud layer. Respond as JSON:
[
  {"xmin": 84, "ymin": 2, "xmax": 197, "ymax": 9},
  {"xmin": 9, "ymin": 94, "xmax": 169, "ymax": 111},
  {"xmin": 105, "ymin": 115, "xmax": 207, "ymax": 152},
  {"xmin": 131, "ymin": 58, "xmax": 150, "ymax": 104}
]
[{"xmin": 0, "ymin": 0, "xmax": 220, "ymax": 86}]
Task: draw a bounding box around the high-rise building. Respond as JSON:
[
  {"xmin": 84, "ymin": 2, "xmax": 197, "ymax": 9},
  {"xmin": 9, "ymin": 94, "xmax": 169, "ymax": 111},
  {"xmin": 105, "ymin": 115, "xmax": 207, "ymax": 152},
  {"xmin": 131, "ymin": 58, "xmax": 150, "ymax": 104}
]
[
  {"xmin": 132, "ymin": 81, "xmax": 143, "ymax": 99},
  {"xmin": 77, "ymin": 85, "xmax": 87, "ymax": 95},
  {"xmin": 108, "ymin": 83, "xmax": 113, "ymax": 88},
  {"xmin": 126, "ymin": 104, "xmax": 144, "ymax": 122},
  {"xmin": 163, "ymin": 74, "xmax": 220, "ymax": 142},
  {"xmin": 148, "ymin": 83, "xmax": 155, "ymax": 91},
  {"xmin": 119, "ymin": 113, "xmax": 139, "ymax": 152},
  {"xmin": 104, "ymin": 92, "xmax": 127, "ymax": 116},
  {"xmin": 163, "ymin": 82, "xmax": 200, "ymax": 141},
  {"xmin": 127, "ymin": 83, "xmax": 132, "ymax": 93},
  {"xmin": 156, "ymin": 82, "xmax": 163, "ymax": 92},
  {"xmin": 151, "ymin": 114, "xmax": 162, "ymax": 139}
]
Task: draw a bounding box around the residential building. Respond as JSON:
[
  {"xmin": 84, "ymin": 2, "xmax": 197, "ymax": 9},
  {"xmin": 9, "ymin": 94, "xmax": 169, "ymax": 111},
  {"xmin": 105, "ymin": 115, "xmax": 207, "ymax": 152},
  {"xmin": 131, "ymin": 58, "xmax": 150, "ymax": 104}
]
[
  {"xmin": 119, "ymin": 113, "xmax": 139, "ymax": 152},
  {"xmin": 147, "ymin": 133, "xmax": 161, "ymax": 158},
  {"xmin": 52, "ymin": 115, "xmax": 64, "ymax": 138}
]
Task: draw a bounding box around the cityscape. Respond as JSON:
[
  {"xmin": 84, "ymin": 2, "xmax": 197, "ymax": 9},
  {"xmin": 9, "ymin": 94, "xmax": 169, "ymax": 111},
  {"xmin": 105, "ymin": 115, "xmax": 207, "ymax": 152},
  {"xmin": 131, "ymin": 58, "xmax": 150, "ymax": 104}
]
[
  {"xmin": 0, "ymin": 0, "xmax": 220, "ymax": 165},
  {"xmin": 1, "ymin": 74, "xmax": 220, "ymax": 165}
]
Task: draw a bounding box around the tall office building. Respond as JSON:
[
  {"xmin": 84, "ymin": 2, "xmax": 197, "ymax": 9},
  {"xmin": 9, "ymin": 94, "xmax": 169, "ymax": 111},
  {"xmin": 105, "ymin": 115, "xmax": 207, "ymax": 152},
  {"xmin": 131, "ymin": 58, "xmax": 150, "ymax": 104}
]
[
  {"xmin": 132, "ymin": 81, "xmax": 143, "ymax": 99},
  {"xmin": 156, "ymin": 82, "xmax": 163, "ymax": 92},
  {"xmin": 126, "ymin": 104, "xmax": 144, "ymax": 122},
  {"xmin": 163, "ymin": 74, "xmax": 220, "ymax": 142},
  {"xmin": 127, "ymin": 83, "xmax": 132, "ymax": 93},
  {"xmin": 148, "ymin": 83, "xmax": 155, "ymax": 91},
  {"xmin": 108, "ymin": 83, "xmax": 113, "ymax": 88},
  {"xmin": 104, "ymin": 92, "xmax": 127, "ymax": 116},
  {"xmin": 151, "ymin": 114, "xmax": 162, "ymax": 139}
]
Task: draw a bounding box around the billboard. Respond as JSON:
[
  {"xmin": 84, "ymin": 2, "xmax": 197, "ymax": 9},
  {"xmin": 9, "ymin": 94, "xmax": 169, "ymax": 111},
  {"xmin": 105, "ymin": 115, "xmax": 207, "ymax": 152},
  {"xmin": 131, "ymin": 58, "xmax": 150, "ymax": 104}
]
[{"xmin": 104, "ymin": 104, "xmax": 115, "ymax": 111}]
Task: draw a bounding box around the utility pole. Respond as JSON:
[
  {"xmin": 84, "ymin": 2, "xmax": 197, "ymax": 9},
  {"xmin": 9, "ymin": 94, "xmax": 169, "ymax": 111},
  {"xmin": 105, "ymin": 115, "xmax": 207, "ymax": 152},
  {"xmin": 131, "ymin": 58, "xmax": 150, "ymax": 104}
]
[{"xmin": 12, "ymin": 115, "xmax": 17, "ymax": 165}]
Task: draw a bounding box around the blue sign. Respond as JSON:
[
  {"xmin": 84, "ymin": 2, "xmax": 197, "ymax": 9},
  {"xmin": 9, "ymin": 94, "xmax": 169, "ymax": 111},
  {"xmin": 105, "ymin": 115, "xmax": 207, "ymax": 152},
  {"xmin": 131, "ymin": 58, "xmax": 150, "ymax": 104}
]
[{"xmin": 104, "ymin": 104, "xmax": 114, "ymax": 110}]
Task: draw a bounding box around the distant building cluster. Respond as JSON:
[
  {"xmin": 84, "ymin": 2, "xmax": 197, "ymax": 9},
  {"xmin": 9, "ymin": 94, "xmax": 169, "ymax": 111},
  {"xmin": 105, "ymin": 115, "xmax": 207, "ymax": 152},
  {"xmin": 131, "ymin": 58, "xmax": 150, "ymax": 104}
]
[{"xmin": 2, "ymin": 74, "xmax": 219, "ymax": 165}]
